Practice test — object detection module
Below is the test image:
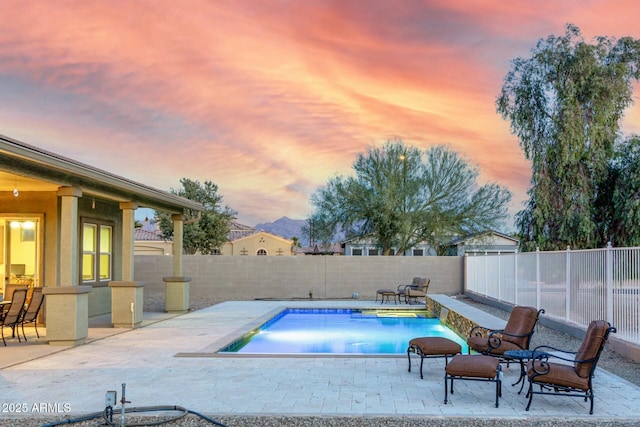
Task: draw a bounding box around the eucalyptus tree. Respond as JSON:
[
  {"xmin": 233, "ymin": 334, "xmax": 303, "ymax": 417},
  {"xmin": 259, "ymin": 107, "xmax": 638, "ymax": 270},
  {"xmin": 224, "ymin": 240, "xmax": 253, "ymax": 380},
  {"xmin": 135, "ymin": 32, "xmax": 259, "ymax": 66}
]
[
  {"xmin": 497, "ymin": 24, "xmax": 640, "ymax": 251},
  {"xmin": 606, "ymin": 136, "xmax": 640, "ymax": 247},
  {"xmin": 157, "ymin": 178, "xmax": 236, "ymax": 254},
  {"xmin": 307, "ymin": 140, "xmax": 512, "ymax": 255}
]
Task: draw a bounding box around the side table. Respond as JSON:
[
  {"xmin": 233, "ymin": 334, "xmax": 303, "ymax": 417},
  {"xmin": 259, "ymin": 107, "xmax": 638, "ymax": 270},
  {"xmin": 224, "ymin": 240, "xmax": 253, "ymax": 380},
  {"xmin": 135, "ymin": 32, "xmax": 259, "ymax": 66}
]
[{"xmin": 504, "ymin": 349, "xmax": 548, "ymax": 394}]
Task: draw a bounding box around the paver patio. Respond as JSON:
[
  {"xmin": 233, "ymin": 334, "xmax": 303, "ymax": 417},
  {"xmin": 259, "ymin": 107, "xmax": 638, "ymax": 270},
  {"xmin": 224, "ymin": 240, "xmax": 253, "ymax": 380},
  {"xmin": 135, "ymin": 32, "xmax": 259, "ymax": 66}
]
[{"xmin": 0, "ymin": 299, "xmax": 638, "ymax": 424}]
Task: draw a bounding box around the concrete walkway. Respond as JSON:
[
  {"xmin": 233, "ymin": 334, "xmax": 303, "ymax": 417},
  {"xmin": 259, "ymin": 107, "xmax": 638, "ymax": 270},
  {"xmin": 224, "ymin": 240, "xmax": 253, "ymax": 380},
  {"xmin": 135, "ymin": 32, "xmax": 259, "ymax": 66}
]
[{"xmin": 0, "ymin": 299, "xmax": 639, "ymax": 424}]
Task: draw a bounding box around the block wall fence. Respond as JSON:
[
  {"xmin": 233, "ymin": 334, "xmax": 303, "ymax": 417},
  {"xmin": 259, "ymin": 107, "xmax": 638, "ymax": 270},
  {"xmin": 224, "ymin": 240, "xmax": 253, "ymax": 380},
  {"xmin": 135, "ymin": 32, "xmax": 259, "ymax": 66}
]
[{"xmin": 134, "ymin": 255, "xmax": 464, "ymax": 303}]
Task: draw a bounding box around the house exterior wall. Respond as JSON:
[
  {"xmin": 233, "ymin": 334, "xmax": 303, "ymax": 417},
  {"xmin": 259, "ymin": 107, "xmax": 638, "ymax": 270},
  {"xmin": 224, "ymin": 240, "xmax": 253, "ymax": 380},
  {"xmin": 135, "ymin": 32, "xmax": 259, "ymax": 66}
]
[
  {"xmin": 221, "ymin": 232, "xmax": 293, "ymax": 256},
  {"xmin": 135, "ymin": 242, "xmax": 172, "ymax": 255},
  {"xmin": 135, "ymin": 255, "xmax": 464, "ymax": 303},
  {"xmin": 343, "ymin": 241, "xmax": 436, "ymax": 256},
  {"xmin": 1, "ymin": 190, "xmax": 124, "ymax": 317},
  {"xmin": 1, "ymin": 191, "xmax": 59, "ymax": 298},
  {"xmin": 77, "ymin": 197, "xmax": 123, "ymax": 316},
  {"xmin": 455, "ymin": 233, "xmax": 518, "ymax": 255}
]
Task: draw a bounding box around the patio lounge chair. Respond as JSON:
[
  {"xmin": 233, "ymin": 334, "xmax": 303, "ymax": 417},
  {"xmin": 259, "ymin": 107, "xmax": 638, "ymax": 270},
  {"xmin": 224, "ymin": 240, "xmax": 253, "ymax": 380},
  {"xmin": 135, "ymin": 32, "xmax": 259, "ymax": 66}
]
[
  {"xmin": 467, "ymin": 306, "xmax": 544, "ymax": 360},
  {"xmin": 405, "ymin": 278, "xmax": 430, "ymax": 304},
  {"xmin": 19, "ymin": 287, "xmax": 44, "ymax": 341},
  {"xmin": 525, "ymin": 320, "xmax": 616, "ymax": 415},
  {"xmin": 0, "ymin": 287, "xmax": 28, "ymax": 346},
  {"xmin": 396, "ymin": 277, "xmax": 426, "ymax": 303}
]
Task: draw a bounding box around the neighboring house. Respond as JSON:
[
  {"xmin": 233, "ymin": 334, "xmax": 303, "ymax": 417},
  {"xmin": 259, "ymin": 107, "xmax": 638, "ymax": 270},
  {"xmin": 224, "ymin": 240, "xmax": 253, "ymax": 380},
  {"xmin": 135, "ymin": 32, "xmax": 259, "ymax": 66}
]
[
  {"xmin": 0, "ymin": 134, "xmax": 202, "ymax": 345},
  {"xmin": 227, "ymin": 220, "xmax": 256, "ymax": 242},
  {"xmin": 342, "ymin": 236, "xmax": 436, "ymax": 256},
  {"xmin": 221, "ymin": 221, "xmax": 293, "ymax": 255},
  {"xmin": 298, "ymin": 243, "xmax": 343, "ymax": 256},
  {"xmin": 134, "ymin": 228, "xmax": 173, "ymax": 255},
  {"xmin": 341, "ymin": 230, "xmax": 518, "ymax": 256},
  {"xmin": 446, "ymin": 231, "xmax": 519, "ymax": 255}
]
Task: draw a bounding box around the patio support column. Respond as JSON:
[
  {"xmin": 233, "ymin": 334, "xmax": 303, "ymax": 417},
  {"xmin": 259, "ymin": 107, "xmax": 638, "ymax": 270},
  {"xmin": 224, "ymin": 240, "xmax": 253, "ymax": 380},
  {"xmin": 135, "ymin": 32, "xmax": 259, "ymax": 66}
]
[
  {"xmin": 109, "ymin": 202, "xmax": 145, "ymax": 328},
  {"xmin": 163, "ymin": 214, "xmax": 191, "ymax": 313},
  {"xmin": 172, "ymin": 214, "xmax": 184, "ymax": 276},
  {"xmin": 119, "ymin": 201, "xmax": 138, "ymax": 281},
  {"xmin": 43, "ymin": 186, "xmax": 91, "ymax": 346},
  {"xmin": 59, "ymin": 186, "xmax": 81, "ymax": 285}
]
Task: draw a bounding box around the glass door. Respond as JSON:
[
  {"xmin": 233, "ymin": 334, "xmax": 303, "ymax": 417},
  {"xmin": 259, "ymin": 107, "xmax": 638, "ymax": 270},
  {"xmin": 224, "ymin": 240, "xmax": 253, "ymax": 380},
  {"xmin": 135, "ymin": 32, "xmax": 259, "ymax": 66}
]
[{"xmin": 2, "ymin": 217, "xmax": 40, "ymax": 302}]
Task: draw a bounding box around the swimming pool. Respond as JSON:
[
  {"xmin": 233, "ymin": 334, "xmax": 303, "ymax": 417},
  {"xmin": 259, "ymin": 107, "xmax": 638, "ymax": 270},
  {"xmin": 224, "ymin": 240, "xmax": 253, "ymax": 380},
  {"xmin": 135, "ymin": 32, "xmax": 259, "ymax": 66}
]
[{"xmin": 218, "ymin": 308, "xmax": 468, "ymax": 355}]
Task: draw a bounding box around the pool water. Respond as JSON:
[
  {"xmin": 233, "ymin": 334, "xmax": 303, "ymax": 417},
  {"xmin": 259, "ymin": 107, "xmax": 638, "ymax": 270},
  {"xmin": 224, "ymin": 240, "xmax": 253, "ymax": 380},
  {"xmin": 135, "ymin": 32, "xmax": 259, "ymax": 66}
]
[{"xmin": 219, "ymin": 308, "xmax": 468, "ymax": 355}]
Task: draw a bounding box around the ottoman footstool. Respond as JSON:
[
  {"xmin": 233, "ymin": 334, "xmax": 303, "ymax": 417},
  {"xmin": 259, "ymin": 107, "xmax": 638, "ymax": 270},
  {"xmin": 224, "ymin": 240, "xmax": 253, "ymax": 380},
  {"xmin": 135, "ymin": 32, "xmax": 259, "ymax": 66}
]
[
  {"xmin": 407, "ymin": 337, "xmax": 462, "ymax": 379},
  {"xmin": 375, "ymin": 289, "xmax": 398, "ymax": 304},
  {"xmin": 444, "ymin": 354, "xmax": 502, "ymax": 408}
]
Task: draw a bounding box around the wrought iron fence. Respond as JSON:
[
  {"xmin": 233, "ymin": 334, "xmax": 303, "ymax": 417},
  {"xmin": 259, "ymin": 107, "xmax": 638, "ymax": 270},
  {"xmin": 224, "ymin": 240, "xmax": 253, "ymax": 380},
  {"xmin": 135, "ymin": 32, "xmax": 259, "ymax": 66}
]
[{"xmin": 466, "ymin": 244, "xmax": 640, "ymax": 346}]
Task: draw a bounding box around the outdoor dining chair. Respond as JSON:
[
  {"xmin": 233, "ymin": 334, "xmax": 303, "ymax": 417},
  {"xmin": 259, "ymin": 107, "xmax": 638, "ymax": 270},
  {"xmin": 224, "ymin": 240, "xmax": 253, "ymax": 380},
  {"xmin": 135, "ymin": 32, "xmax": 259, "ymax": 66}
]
[
  {"xmin": 0, "ymin": 287, "xmax": 28, "ymax": 346},
  {"xmin": 20, "ymin": 287, "xmax": 44, "ymax": 341}
]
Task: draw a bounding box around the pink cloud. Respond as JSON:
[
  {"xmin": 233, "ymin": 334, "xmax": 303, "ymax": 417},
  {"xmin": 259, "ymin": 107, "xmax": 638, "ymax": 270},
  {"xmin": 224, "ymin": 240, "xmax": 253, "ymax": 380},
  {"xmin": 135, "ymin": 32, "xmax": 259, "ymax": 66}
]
[{"xmin": 1, "ymin": 1, "xmax": 640, "ymax": 227}]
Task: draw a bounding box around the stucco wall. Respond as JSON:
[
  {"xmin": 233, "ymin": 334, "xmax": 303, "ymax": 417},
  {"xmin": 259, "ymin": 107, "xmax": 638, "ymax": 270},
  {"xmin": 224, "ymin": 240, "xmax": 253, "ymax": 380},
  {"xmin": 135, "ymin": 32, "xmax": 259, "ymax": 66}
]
[
  {"xmin": 135, "ymin": 255, "xmax": 464, "ymax": 303},
  {"xmin": 221, "ymin": 231, "xmax": 293, "ymax": 256}
]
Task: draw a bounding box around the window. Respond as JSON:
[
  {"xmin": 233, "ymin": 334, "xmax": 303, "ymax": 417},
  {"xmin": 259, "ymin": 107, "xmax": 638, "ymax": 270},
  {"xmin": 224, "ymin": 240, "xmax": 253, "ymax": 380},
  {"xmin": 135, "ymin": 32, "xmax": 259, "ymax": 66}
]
[
  {"xmin": 82, "ymin": 224, "xmax": 96, "ymax": 281},
  {"xmin": 368, "ymin": 248, "xmax": 379, "ymax": 256},
  {"xmin": 351, "ymin": 248, "xmax": 363, "ymax": 256},
  {"xmin": 257, "ymin": 249, "xmax": 267, "ymax": 255},
  {"xmin": 389, "ymin": 248, "xmax": 396, "ymax": 256},
  {"xmin": 82, "ymin": 221, "xmax": 112, "ymax": 284},
  {"xmin": 412, "ymin": 248, "xmax": 424, "ymax": 256}
]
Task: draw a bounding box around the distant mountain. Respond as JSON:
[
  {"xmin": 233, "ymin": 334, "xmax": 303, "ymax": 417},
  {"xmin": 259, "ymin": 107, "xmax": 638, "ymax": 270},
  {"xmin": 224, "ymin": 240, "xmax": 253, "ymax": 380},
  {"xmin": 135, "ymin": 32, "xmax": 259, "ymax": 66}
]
[{"xmin": 254, "ymin": 216, "xmax": 309, "ymax": 245}]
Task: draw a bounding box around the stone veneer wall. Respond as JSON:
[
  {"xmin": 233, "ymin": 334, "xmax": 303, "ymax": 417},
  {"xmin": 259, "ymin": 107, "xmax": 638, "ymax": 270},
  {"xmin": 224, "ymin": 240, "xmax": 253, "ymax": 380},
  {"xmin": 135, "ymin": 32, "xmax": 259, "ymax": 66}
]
[{"xmin": 426, "ymin": 297, "xmax": 478, "ymax": 339}]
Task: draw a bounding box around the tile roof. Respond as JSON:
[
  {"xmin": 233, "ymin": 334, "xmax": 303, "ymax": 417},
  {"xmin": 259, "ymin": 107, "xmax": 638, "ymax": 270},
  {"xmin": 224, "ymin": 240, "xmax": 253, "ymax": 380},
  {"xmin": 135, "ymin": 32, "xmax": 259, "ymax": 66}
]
[
  {"xmin": 134, "ymin": 228, "xmax": 168, "ymax": 241},
  {"xmin": 228, "ymin": 220, "xmax": 257, "ymax": 241}
]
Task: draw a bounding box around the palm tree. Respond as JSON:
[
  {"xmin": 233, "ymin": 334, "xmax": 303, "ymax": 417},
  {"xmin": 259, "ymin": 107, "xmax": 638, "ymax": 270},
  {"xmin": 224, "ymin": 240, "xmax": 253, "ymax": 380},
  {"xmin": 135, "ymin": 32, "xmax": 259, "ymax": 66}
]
[{"xmin": 291, "ymin": 236, "xmax": 302, "ymax": 255}]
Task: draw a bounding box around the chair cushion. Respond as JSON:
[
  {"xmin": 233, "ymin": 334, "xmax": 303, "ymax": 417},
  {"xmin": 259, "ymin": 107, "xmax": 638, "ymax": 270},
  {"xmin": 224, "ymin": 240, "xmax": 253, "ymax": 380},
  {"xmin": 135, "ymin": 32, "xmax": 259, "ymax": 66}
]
[
  {"xmin": 446, "ymin": 355, "xmax": 499, "ymax": 379},
  {"xmin": 467, "ymin": 336, "xmax": 523, "ymax": 355},
  {"xmin": 527, "ymin": 360, "xmax": 590, "ymax": 391},
  {"xmin": 574, "ymin": 320, "xmax": 609, "ymax": 378},
  {"xmin": 409, "ymin": 337, "xmax": 461, "ymax": 356},
  {"xmin": 502, "ymin": 306, "xmax": 538, "ymax": 347}
]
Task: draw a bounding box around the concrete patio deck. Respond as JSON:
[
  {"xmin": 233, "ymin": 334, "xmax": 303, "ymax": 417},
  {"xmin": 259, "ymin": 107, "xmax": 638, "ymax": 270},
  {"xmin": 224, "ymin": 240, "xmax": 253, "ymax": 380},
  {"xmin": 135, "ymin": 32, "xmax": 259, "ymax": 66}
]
[{"xmin": 0, "ymin": 298, "xmax": 639, "ymax": 425}]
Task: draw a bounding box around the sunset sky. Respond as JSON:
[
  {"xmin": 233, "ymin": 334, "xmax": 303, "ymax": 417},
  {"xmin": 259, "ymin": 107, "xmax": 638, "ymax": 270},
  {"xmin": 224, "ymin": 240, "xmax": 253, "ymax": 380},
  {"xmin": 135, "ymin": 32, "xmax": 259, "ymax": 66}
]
[{"xmin": 2, "ymin": 1, "xmax": 640, "ymax": 228}]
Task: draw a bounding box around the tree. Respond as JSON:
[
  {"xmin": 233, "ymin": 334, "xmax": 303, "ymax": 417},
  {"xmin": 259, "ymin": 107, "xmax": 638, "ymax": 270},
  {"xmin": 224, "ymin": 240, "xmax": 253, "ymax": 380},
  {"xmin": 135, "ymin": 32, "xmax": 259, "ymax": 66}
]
[
  {"xmin": 290, "ymin": 236, "xmax": 302, "ymax": 255},
  {"xmin": 497, "ymin": 24, "xmax": 640, "ymax": 251},
  {"xmin": 307, "ymin": 140, "xmax": 512, "ymax": 255},
  {"xmin": 157, "ymin": 178, "xmax": 236, "ymax": 254},
  {"xmin": 606, "ymin": 136, "xmax": 640, "ymax": 246}
]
